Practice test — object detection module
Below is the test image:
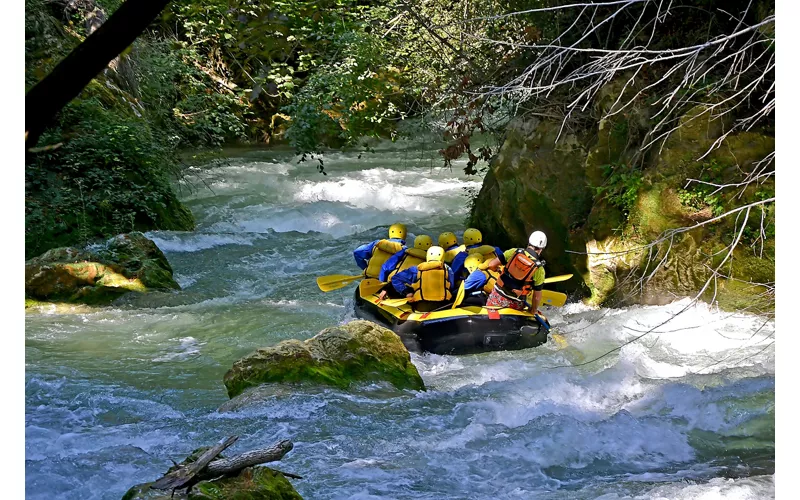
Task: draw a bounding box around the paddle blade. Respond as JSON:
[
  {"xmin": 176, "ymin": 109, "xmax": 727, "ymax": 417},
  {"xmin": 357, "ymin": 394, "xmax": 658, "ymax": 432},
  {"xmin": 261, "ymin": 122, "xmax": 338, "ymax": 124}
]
[
  {"xmin": 380, "ymin": 298, "xmax": 410, "ymax": 308},
  {"xmin": 551, "ymin": 333, "xmax": 569, "ymax": 349},
  {"xmin": 451, "ymin": 282, "xmax": 465, "ymax": 309},
  {"xmin": 543, "ymin": 274, "xmax": 573, "ymax": 284},
  {"xmin": 360, "ymin": 279, "xmax": 386, "ymax": 297},
  {"xmin": 317, "ymin": 274, "xmax": 363, "ymax": 292},
  {"xmin": 541, "ymin": 290, "xmax": 567, "ymax": 307}
]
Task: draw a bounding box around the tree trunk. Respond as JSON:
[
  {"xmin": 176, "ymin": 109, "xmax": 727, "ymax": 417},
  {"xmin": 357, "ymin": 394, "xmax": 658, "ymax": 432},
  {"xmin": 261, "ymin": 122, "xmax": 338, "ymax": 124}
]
[{"xmin": 25, "ymin": 0, "xmax": 171, "ymax": 149}]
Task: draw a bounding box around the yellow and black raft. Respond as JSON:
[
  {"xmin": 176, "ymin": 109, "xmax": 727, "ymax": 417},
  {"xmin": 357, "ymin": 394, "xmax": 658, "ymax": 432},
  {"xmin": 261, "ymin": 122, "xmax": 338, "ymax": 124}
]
[{"xmin": 352, "ymin": 279, "xmax": 563, "ymax": 355}]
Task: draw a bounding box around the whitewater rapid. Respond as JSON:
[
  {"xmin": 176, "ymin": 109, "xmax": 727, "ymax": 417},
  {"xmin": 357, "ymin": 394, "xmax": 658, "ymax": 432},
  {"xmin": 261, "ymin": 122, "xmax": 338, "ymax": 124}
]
[{"xmin": 25, "ymin": 147, "xmax": 774, "ymax": 499}]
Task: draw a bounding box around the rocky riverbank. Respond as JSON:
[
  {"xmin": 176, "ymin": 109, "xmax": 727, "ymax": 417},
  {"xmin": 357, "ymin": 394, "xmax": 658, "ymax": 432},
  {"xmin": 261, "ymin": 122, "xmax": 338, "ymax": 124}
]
[{"xmin": 469, "ymin": 79, "xmax": 774, "ymax": 310}]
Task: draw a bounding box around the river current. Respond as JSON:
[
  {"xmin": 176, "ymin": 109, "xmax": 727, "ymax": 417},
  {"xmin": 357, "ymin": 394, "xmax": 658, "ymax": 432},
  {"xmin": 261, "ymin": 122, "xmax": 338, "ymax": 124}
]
[{"xmin": 25, "ymin": 148, "xmax": 775, "ymax": 499}]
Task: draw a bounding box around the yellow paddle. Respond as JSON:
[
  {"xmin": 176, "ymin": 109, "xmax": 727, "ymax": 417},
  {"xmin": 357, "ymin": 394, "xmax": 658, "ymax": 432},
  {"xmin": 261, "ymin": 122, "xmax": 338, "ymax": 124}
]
[
  {"xmin": 379, "ymin": 297, "xmax": 412, "ymax": 308},
  {"xmin": 543, "ymin": 274, "xmax": 573, "ymax": 284},
  {"xmin": 316, "ymin": 274, "xmax": 363, "ymax": 292},
  {"xmin": 359, "ymin": 278, "xmax": 386, "ymax": 296},
  {"xmin": 540, "ymin": 290, "xmax": 568, "ymax": 307},
  {"xmin": 451, "ymin": 282, "xmax": 466, "ymax": 309}
]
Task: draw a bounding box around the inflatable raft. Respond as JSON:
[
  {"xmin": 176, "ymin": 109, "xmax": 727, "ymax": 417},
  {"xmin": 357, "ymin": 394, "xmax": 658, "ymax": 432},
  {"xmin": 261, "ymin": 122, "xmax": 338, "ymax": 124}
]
[{"xmin": 353, "ymin": 280, "xmax": 551, "ymax": 355}]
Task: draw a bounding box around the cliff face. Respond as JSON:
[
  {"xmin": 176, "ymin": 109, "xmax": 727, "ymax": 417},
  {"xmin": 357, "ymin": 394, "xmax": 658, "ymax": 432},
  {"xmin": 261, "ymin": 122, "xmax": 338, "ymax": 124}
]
[{"xmin": 468, "ymin": 80, "xmax": 774, "ymax": 310}]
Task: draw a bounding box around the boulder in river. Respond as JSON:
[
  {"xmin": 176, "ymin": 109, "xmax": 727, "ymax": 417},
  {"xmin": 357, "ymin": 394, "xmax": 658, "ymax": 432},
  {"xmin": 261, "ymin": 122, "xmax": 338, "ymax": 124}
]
[
  {"xmin": 25, "ymin": 232, "xmax": 179, "ymax": 305},
  {"xmin": 223, "ymin": 320, "xmax": 425, "ymax": 398}
]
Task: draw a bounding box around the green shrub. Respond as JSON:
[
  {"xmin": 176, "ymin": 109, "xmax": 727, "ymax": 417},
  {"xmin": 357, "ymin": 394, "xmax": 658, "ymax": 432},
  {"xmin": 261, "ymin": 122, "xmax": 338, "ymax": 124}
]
[
  {"xmin": 25, "ymin": 97, "xmax": 194, "ymax": 258},
  {"xmin": 594, "ymin": 163, "xmax": 643, "ymax": 216}
]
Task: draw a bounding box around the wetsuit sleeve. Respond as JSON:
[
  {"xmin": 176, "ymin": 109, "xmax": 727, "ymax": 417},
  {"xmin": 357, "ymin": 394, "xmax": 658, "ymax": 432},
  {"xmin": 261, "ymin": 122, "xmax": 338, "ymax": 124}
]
[
  {"xmin": 379, "ymin": 249, "xmax": 404, "ymax": 282},
  {"xmin": 531, "ymin": 267, "xmax": 546, "ymax": 291},
  {"xmin": 353, "ymin": 240, "xmax": 377, "ymax": 270},
  {"xmin": 446, "ymin": 264, "xmax": 455, "ymax": 292},
  {"xmin": 391, "ymin": 267, "xmax": 417, "ymax": 295},
  {"xmin": 463, "ymin": 269, "xmax": 487, "ymax": 293},
  {"xmin": 450, "ymin": 252, "xmax": 467, "ymax": 278}
]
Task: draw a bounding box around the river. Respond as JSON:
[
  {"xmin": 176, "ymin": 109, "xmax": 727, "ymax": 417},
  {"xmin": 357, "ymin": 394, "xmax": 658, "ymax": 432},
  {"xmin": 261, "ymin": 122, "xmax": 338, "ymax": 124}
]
[{"xmin": 25, "ymin": 147, "xmax": 775, "ymax": 499}]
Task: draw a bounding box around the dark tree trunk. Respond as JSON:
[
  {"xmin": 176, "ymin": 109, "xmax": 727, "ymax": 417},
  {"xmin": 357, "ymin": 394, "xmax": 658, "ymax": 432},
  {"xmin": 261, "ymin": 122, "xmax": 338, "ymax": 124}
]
[{"xmin": 25, "ymin": 0, "xmax": 171, "ymax": 149}]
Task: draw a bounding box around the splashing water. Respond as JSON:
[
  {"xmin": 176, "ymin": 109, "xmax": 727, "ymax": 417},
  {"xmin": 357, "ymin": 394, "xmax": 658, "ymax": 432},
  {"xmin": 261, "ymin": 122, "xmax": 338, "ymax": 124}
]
[{"xmin": 25, "ymin": 148, "xmax": 774, "ymax": 499}]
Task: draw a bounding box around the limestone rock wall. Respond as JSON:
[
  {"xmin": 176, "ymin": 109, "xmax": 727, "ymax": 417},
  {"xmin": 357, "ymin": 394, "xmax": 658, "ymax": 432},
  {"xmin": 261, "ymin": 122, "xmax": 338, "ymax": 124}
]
[{"xmin": 468, "ymin": 81, "xmax": 774, "ymax": 309}]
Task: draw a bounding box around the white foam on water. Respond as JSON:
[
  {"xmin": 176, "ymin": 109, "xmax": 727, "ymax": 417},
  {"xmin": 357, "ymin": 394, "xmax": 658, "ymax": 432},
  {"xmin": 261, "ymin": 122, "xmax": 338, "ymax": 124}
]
[
  {"xmin": 146, "ymin": 231, "xmax": 264, "ymax": 252},
  {"xmin": 292, "ymin": 168, "xmax": 480, "ymax": 213},
  {"xmin": 152, "ymin": 336, "xmax": 205, "ymax": 362},
  {"xmin": 594, "ymin": 474, "xmax": 775, "ymax": 499}
]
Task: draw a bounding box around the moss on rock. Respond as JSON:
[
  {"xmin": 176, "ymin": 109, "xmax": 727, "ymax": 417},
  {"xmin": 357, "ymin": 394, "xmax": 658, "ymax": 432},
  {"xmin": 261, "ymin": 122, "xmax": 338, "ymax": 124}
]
[
  {"xmin": 122, "ymin": 467, "xmax": 302, "ymax": 500},
  {"xmin": 223, "ymin": 320, "xmax": 425, "ymax": 399},
  {"xmin": 25, "ymin": 232, "xmax": 179, "ymax": 305},
  {"xmin": 468, "ymin": 117, "xmax": 592, "ymax": 284},
  {"xmin": 468, "ymin": 78, "xmax": 774, "ymax": 311}
]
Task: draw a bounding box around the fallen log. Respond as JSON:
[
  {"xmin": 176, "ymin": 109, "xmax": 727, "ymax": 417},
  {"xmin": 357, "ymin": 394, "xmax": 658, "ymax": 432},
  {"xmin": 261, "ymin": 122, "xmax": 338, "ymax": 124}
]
[
  {"xmin": 150, "ymin": 436, "xmax": 295, "ymax": 493},
  {"xmin": 151, "ymin": 435, "xmax": 238, "ymax": 490},
  {"xmin": 205, "ymin": 440, "xmax": 293, "ymax": 477}
]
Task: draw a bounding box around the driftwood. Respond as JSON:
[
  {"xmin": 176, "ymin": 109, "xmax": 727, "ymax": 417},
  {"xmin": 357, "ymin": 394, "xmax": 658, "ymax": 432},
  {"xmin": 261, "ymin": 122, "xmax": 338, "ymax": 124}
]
[
  {"xmin": 205, "ymin": 440, "xmax": 293, "ymax": 477},
  {"xmin": 151, "ymin": 436, "xmax": 295, "ymax": 492},
  {"xmin": 152, "ymin": 435, "xmax": 239, "ymax": 491}
]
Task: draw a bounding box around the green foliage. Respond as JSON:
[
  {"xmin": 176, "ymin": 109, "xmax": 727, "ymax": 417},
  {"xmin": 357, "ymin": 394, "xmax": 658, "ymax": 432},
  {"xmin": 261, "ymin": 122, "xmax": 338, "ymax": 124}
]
[
  {"xmin": 284, "ymin": 30, "xmax": 408, "ymax": 152},
  {"xmin": 135, "ymin": 40, "xmax": 249, "ymax": 147},
  {"xmin": 594, "ymin": 163, "xmax": 643, "ymax": 215},
  {"xmin": 25, "ymin": 95, "xmax": 194, "ymax": 257},
  {"xmin": 677, "ymin": 186, "xmax": 725, "ymax": 217}
]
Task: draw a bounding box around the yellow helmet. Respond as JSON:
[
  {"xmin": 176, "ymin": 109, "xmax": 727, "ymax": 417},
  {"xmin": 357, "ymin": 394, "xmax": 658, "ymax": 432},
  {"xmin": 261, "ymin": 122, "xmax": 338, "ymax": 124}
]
[
  {"xmin": 438, "ymin": 232, "xmax": 458, "ymax": 249},
  {"xmin": 464, "ymin": 228, "xmax": 482, "ymax": 246},
  {"xmin": 389, "ymin": 223, "xmax": 407, "ymax": 240},
  {"xmin": 464, "ymin": 253, "xmax": 485, "ymax": 274},
  {"xmin": 414, "ymin": 235, "xmax": 433, "ymax": 251},
  {"xmin": 426, "ymin": 245, "xmax": 445, "ymax": 262}
]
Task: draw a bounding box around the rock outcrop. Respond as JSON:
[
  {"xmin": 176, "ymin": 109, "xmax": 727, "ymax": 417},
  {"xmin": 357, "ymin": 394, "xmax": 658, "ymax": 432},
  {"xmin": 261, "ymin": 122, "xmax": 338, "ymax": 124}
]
[
  {"xmin": 469, "ymin": 79, "xmax": 774, "ymax": 309},
  {"xmin": 25, "ymin": 232, "xmax": 179, "ymax": 305},
  {"xmin": 223, "ymin": 320, "xmax": 425, "ymax": 399}
]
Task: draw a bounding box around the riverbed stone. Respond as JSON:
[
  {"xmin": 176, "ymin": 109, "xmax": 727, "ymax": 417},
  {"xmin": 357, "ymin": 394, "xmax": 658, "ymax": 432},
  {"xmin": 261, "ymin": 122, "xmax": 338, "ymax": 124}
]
[
  {"xmin": 25, "ymin": 231, "xmax": 179, "ymax": 305},
  {"xmin": 223, "ymin": 320, "xmax": 425, "ymax": 398}
]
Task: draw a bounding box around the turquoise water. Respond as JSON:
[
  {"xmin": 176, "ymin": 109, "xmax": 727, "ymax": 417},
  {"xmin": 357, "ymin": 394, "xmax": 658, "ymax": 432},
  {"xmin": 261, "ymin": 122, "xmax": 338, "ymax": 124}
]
[{"xmin": 25, "ymin": 148, "xmax": 774, "ymax": 499}]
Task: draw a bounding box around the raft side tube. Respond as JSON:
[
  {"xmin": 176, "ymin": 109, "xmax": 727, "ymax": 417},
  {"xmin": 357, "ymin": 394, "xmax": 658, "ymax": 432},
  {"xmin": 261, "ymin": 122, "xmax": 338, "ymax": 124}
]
[{"xmin": 353, "ymin": 286, "xmax": 548, "ymax": 355}]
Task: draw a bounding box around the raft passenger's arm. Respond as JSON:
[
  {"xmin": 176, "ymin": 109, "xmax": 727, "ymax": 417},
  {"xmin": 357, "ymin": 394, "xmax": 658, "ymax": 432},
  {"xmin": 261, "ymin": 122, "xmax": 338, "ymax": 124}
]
[{"xmin": 353, "ymin": 240, "xmax": 377, "ymax": 270}]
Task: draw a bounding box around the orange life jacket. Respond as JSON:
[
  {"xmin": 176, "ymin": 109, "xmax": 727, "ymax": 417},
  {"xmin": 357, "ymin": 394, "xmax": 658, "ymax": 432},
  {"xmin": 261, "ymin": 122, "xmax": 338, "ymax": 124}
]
[{"xmin": 496, "ymin": 247, "xmax": 543, "ymax": 296}]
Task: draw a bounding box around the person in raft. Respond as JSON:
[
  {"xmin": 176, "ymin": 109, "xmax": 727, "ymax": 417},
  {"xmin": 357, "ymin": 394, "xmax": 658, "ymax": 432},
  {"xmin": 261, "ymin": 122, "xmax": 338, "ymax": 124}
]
[
  {"xmin": 353, "ymin": 223, "xmax": 407, "ymax": 279},
  {"xmin": 437, "ymin": 231, "xmax": 464, "ymax": 265},
  {"xmin": 449, "ymin": 228, "xmax": 502, "ymax": 280},
  {"xmin": 460, "ymin": 253, "xmax": 501, "ymax": 307},
  {"xmin": 375, "ymin": 234, "xmax": 434, "ymax": 298},
  {"xmin": 388, "ymin": 246, "xmax": 455, "ymax": 310},
  {"xmin": 379, "ymin": 234, "xmax": 433, "ymax": 282},
  {"xmin": 484, "ymin": 230, "xmax": 547, "ymax": 312}
]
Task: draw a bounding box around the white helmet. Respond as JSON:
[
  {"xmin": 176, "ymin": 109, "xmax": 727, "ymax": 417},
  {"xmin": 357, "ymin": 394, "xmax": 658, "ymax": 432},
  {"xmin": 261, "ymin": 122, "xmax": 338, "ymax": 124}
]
[{"xmin": 528, "ymin": 230, "xmax": 547, "ymax": 249}]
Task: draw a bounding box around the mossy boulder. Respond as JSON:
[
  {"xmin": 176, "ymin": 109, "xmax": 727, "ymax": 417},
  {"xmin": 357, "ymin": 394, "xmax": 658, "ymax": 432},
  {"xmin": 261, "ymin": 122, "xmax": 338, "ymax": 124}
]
[
  {"xmin": 25, "ymin": 232, "xmax": 179, "ymax": 305},
  {"xmin": 468, "ymin": 78, "xmax": 774, "ymax": 310},
  {"xmin": 223, "ymin": 320, "xmax": 425, "ymax": 399},
  {"xmin": 468, "ymin": 117, "xmax": 593, "ymax": 286}
]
